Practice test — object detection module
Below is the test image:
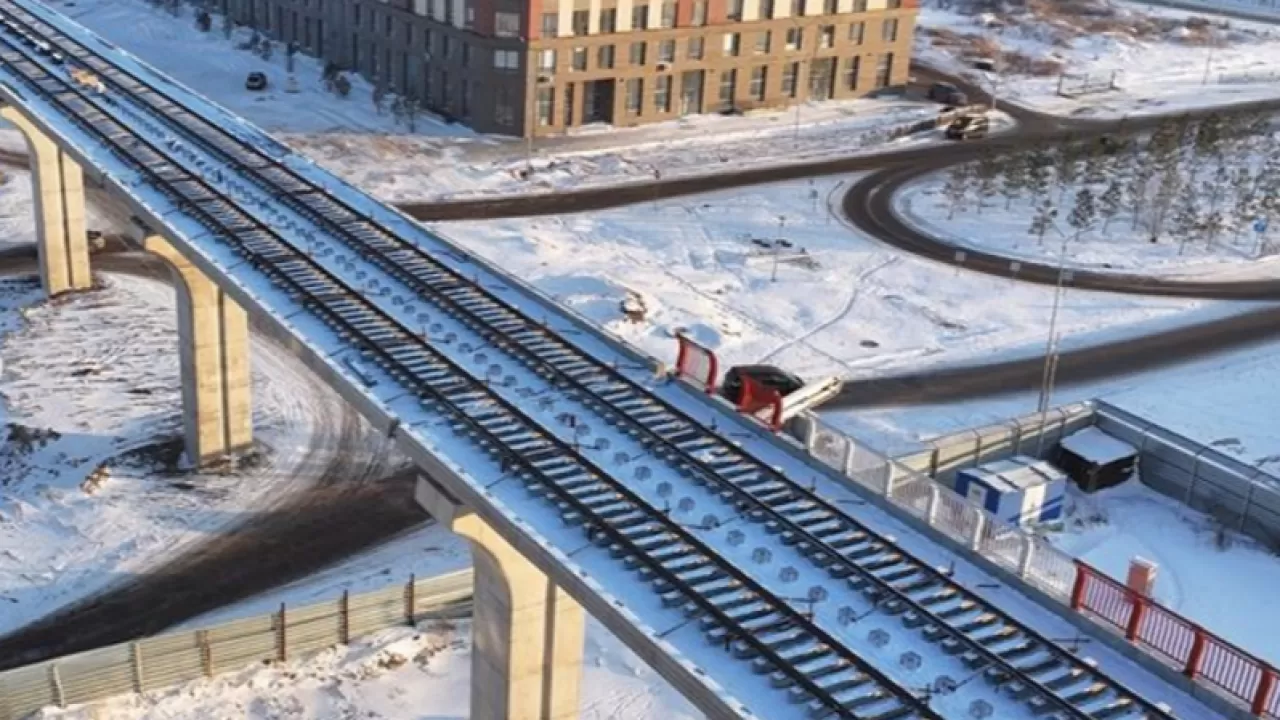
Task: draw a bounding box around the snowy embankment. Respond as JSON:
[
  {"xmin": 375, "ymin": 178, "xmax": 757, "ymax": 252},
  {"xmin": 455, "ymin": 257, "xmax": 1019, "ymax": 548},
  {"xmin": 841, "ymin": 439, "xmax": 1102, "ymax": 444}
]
[
  {"xmin": 916, "ymin": 0, "xmax": 1280, "ymax": 117},
  {"xmin": 0, "ymin": 273, "xmax": 343, "ymax": 637},
  {"xmin": 897, "ymin": 112, "xmax": 1280, "ymax": 276}
]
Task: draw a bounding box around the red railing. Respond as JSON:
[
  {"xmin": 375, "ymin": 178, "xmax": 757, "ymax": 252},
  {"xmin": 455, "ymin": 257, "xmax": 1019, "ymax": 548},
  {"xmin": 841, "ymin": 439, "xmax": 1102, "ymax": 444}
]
[
  {"xmin": 737, "ymin": 374, "xmax": 784, "ymax": 432},
  {"xmin": 674, "ymin": 334, "xmax": 718, "ymax": 394},
  {"xmin": 1072, "ymin": 560, "xmax": 1280, "ymax": 717}
]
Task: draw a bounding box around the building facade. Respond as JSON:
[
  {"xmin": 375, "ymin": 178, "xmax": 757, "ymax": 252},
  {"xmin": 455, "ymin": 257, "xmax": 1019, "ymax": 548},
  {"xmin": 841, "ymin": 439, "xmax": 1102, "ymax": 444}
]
[{"xmin": 215, "ymin": 0, "xmax": 917, "ymax": 137}]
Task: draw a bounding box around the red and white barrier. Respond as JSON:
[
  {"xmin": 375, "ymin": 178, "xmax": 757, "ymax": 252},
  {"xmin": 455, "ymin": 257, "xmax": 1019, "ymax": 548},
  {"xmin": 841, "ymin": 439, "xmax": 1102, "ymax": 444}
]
[{"xmin": 674, "ymin": 334, "xmax": 719, "ymax": 394}]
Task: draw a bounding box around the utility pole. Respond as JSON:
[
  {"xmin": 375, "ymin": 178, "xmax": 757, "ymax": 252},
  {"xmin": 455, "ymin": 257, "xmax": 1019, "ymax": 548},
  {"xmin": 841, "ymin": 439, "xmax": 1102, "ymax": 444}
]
[{"xmin": 1036, "ymin": 227, "xmax": 1070, "ymax": 456}]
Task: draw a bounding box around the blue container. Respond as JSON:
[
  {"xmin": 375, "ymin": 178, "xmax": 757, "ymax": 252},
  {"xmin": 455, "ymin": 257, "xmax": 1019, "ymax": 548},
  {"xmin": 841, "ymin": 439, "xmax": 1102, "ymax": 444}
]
[{"xmin": 954, "ymin": 455, "xmax": 1067, "ymax": 527}]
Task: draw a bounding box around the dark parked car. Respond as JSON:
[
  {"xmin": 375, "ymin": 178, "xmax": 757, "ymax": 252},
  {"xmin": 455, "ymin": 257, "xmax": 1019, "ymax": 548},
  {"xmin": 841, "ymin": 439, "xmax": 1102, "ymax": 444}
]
[
  {"xmin": 245, "ymin": 71, "xmax": 268, "ymax": 91},
  {"xmin": 927, "ymin": 81, "xmax": 967, "ymax": 106},
  {"xmin": 721, "ymin": 365, "xmax": 805, "ymax": 408}
]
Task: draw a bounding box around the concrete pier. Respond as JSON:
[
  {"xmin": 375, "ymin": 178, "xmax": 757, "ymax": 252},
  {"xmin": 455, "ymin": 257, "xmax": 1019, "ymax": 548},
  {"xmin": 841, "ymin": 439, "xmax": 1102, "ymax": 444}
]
[
  {"xmin": 143, "ymin": 234, "xmax": 253, "ymax": 466},
  {"xmin": 1, "ymin": 106, "xmax": 91, "ymax": 296},
  {"xmin": 415, "ymin": 474, "xmax": 585, "ymax": 720}
]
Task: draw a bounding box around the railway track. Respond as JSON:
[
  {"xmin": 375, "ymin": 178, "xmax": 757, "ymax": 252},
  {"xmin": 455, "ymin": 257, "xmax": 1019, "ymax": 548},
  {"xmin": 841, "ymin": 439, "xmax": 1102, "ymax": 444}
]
[
  {"xmin": 0, "ymin": 6, "xmax": 952, "ymax": 718},
  {"xmin": 0, "ymin": 4, "xmax": 1185, "ymax": 718}
]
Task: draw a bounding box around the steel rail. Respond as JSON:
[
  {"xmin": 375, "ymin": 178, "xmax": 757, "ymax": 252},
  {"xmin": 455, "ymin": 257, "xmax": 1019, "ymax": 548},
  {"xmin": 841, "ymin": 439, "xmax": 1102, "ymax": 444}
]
[
  {"xmin": 0, "ymin": 6, "xmax": 1183, "ymax": 718},
  {"xmin": 0, "ymin": 18, "xmax": 944, "ymax": 720}
]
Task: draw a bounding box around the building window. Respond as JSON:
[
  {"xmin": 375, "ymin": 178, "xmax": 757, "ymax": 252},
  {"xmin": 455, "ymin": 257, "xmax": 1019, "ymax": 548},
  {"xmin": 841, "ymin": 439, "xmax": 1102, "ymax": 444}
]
[
  {"xmin": 786, "ymin": 27, "xmax": 802, "ymax": 51},
  {"xmin": 461, "ymin": 82, "xmax": 471, "ymax": 117},
  {"xmin": 723, "ymin": 32, "xmax": 740, "ymax": 57},
  {"xmin": 626, "ymin": 78, "xmax": 643, "ymax": 115},
  {"xmin": 494, "ymin": 86, "xmax": 515, "ymax": 126},
  {"xmin": 728, "ymin": 0, "xmax": 744, "ymax": 19},
  {"xmin": 662, "ymin": 2, "xmax": 677, "ymax": 27},
  {"xmin": 849, "ymin": 21, "xmax": 865, "ymax": 44},
  {"xmin": 495, "ymin": 12, "xmax": 520, "ymax": 38},
  {"xmin": 659, "ymin": 39, "xmax": 676, "ymax": 63},
  {"xmin": 572, "ymin": 46, "xmax": 588, "ymax": 70},
  {"xmin": 791, "ymin": 0, "xmax": 804, "ymax": 16},
  {"xmin": 761, "ymin": 0, "xmax": 776, "ymax": 18},
  {"xmin": 820, "ymin": 25, "xmax": 834, "ymax": 49},
  {"xmin": 875, "ymin": 52, "xmax": 893, "ymax": 87},
  {"xmin": 719, "ymin": 68, "xmax": 736, "ymax": 109},
  {"xmin": 824, "ymin": 0, "xmax": 837, "ymax": 13},
  {"xmin": 852, "ymin": 0, "xmax": 867, "ymax": 10},
  {"xmin": 564, "ymin": 85, "xmax": 575, "ymax": 125},
  {"xmin": 782, "ymin": 61, "xmax": 799, "ymax": 96},
  {"xmin": 461, "ymin": 44, "xmax": 471, "ymax": 68},
  {"xmin": 598, "ymin": 44, "xmax": 616, "ymax": 69},
  {"xmin": 423, "ymin": 29, "xmax": 433, "ymax": 54},
  {"xmin": 882, "ymin": 18, "xmax": 899, "ymax": 42},
  {"xmin": 573, "ymin": 10, "xmax": 590, "ymax": 35},
  {"xmin": 542, "ymin": 13, "xmax": 558, "ymax": 37},
  {"xmin": 687, "ymin": 36, "xmax": 705, "ymax": 60},
  {"xmin": 692, "ymin": 0, "xmax": 708, "ymax": 26},
  {"xmin": 844, "ymin": 55, "xmax": 860, "ymax": 90},
  {"xmin": 442, "ymin": 35, "xmax": 452, "ymax": 59},
  {"xmin": 632, "ymin": 5, "xmax": 649, "ymax": 30},
  {"xmin": 537, "ymin": 87, "xmax": 555, "ymax": 125},
  {"xmin": 601, "ymin": 8, "xmax": 618, "ymax": 32},
  {"xmin": 493, "ymin": 49, "xmax": 521, "ymax": 70},
  {"xmin": 539, "ymin": 49, "xmax": 557, "ymax": 72},
  {"xmin": 655, "ymin": 75, "xmax": 673, "ymax": 112},
  {"xmin": 750, "ymin": 65, "xmax": 767, "ymax": 100},
  {"xmin": 630, "ymin": 41, "xmax": 647, "ymax": 65},
  {"xmin": 755, "ymin": 31, "xmax": 771, "ymax": 53}
]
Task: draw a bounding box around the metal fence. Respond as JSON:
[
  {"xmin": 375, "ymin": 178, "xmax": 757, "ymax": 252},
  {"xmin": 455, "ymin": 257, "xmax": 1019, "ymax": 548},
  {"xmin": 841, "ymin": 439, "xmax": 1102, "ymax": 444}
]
[
  {"xmin": 1094, "ymin": 401, "xmax": 1280, "ymax": 552},
  {"xmin": 795, "ymin": 413, "xmax": 1079, "ymax": 601},
  {"xmin": 0, "ymin": 570, "xmax": 473, "ymax": 720},
  {"xmin": 1056, "ymin": 71, "xmax": 1120, "ymax": 98},
  {"xmin": 1073, "ymin": 561, "xmax": 1280, "ymax": 718},
  {"xmin": 894, "ymin": 402, "xmax": 1095, "ymax": 486}
]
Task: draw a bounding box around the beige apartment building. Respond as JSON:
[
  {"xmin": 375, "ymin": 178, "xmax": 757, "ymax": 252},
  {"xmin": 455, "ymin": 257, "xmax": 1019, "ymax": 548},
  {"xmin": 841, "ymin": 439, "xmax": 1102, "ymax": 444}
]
[
  {"xmin": 217, "ymin": 0, "xmax": 917, "ymax": 137},
  {"xmin": 526, "ymin": 0, "xmax": 918, "ymax": 136}
]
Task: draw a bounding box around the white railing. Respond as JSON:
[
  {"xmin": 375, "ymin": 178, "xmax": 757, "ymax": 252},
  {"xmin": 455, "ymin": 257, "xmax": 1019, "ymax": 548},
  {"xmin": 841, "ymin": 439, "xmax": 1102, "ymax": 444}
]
[{"xmin": 795, "ymin": 414, "xmax": 1076, "ymax": 600}]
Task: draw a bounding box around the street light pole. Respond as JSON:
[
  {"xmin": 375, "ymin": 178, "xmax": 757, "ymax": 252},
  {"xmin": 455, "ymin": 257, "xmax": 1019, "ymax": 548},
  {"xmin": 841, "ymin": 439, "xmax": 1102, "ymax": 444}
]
[{"xmin": 1036, "ymin": 227, "xmax": 1070, "ymax": 456}]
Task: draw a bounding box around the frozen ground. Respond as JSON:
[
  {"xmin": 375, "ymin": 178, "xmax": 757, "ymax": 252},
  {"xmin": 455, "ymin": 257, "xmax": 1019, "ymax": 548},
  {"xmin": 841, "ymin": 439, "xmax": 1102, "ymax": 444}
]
[
  {"xmin": 286, "ymin": 101, "xmax": 940, "ymax": 203},
  {"xmin": 0, "ymin": 272, "xmax": 345, "ymax": 637},
  {"xmin": 1047, "ymin": 478, "xmax": 1280, "ymax": 665},
  {"xmin": 916, "ymin": 0, "xmax": 1280, "ymax": 117},
  {"xmin": 433, "ymin": 174, "xmax": 1205, "ymax": 381},
  {"xmin": 33, "ymin": 617, "xmax": 701, "ymax": 720}
]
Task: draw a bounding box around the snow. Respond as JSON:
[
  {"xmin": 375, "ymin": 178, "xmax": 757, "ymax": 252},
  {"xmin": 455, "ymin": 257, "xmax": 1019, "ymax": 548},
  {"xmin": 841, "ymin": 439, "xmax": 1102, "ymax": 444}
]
[
  {"xmin": 45, "ymin": 0, "xmax": 467, "ymax": 137},
  {"xmin": 0, "ymin": 272, "xmax": 348, "ymax": 637},
  {"xmin": 432, "ymin": 175, "xmax": 1206, "ymax": 381},
  {"xmin": 916, "ymin": 0, "xmax": 1280, "ymax": 117},
  {"xmin": 1060, "ymin": 426, "xmax": 1139, "ymax": 464},
  {"xmin": 31, "ymin": 617, "xmax": 704, "ymax": 720},
  {"xmin": 1049, "ymin": 478, "xmax": 1280, "ymax": 665},
  {"xmin": 896, "ymin": 149, "xmax": 1280, "ymax": 277}
]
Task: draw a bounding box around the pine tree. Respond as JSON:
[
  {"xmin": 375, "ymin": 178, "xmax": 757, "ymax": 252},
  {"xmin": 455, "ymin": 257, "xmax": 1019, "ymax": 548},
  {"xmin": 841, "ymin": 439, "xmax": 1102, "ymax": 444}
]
[
  {"xmin": 974, "ymin": 148, "xmax": 1000, "ymax": 215},
  {"xmin": 1172, "ymin": 181, "xmax": 1202, "ymax": 254},
  {"xmin": 942, "ymin": 162, "xmax": 975, "ymax": 220},
  {"xmin": 1001, "ymin": 147, "xmax": 1032, "ymax": 210},
  {"xmin": 1028, "ymin": 198, "xmax": 1058, "ymax": 246},
  {"xmin": 1232, "ymin": 166, "xmax": 1260, "ymax": 243},
  {"xmin": 1081, "ymin": 142, "xmax": 1109, "ymax": 188},
  {"xmin": 1025, "ymin": 144, "xmax": 1054, "ymax": 205},
  {"xmin": 1098, "ymin": 179, "xmax": 1124, "ymax": 235},
  {"xmin": 1055, "ymin": 139, "xmax": 1081, "ymax": 204},
  {"xmin": 1200, "ymin": 159, "xmax": 1232, "ymax": 247},
  {"xmin": 1150, "ymin": 160, "xmax": 1183, "ymax": 240},
  {"xmin": 1067, "ymin": 187, "xmax": 1097, "ymax": 242},
  {"xmin": 1194, "ymin": 113, "xmax": 1225, "ymax": 159}
]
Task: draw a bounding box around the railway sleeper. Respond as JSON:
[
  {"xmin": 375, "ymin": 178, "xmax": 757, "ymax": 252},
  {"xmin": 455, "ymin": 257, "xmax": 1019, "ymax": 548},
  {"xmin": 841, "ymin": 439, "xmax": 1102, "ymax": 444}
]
[
  {"xmin": 1090, "ymin": 697, "xmax": 1137, "ymax": 719},
  {"xmin": 955, "ymin": 613, "xmax": 1000, "ymax": 634},
  {"xmin": 972, "ymin": 625, "xmax": 1020, "ymax": 648},
  {"xmin": 932, "ymin": 597, "xmax": 976, "ymax": 619},
  {"xmin": 788, "ymin": 670, "xmax": 872, "ymax": 703},
  {"xmin": 1042, "ymin": 667, "xmax": 1090, "ymax": 692},
  {"xmin": 700, "ymin": 601, "xmax": 773, "ymax": 630}
]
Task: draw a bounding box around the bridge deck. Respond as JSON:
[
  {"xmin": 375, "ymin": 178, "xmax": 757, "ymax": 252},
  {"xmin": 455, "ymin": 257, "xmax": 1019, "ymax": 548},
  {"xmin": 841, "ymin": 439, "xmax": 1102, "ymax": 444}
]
[{"xmin": 0, "ymin": 1, "xmax": 1236, "ymax": 718}]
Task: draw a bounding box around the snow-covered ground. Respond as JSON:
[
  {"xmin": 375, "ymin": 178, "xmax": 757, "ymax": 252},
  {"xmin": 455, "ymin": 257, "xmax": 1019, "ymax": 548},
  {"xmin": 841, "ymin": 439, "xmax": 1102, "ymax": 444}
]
[
  {"xmin": 917, "ymin": 0, "xmax": 1280, "ymax": 117},
  {"xmin": 432, "ymin": 174, "xmax": 1205, "ymax": 381},
  {"xmin": 897, "ymin": 118, "xmax": 1280, "ymax": 275},
  {"xmin": 1148, "ymin": 0, "xmax": 1280, "ymax": 22},
  {"xmin": 1048, "ymin": 478, "xmax": 1280, "ymax": 665},
  {"xmin": 0, "ymin": 272, "xmax": 348, "ymax": 637},
  {"xmin": 32, "ymin": 616, "xmax": 701, "ymax": 720}
]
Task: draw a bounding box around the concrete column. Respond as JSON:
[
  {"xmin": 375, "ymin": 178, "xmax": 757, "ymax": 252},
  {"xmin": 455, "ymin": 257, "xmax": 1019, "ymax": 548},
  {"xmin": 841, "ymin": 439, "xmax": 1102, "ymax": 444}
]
[
  {"xmin": 0, "ymin": 106, "xmax": 91, "ymax": 297},
  {"xmin": 415, "ymin": 475, "xmax": 584, "ymax": 720},
  {"xmin": 143, "ymin": 234, "xmax": 253, "ymax": 467}
]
